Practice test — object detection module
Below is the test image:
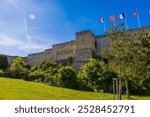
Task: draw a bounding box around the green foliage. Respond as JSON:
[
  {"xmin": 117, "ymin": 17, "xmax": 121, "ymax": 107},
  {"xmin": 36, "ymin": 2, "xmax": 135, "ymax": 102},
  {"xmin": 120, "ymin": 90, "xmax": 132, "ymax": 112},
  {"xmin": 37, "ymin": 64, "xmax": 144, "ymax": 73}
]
[
  {"xmin": 103, "ymin": 25, "xmax": 150, "ymax": 94},
  {"xmin": 29, "ymin": 60, "xmax": 58, "ymax": 85},
  {"xmin": 78, "ymin": 58, "xmax": 116, "ymax": 92},
  {"xmin": 56, "ymin": 66, "xmax": 77, "ymax": 89},
  {"xmin": 141, "ymin": 72, "xmax": 150, "ymax": 95},
  {"xmin": 0, "ymin": 69, "xmax": 4, "ymax": 76},
  {"xmin": 0, "ymin": 55, "xmax": 8, "ymax": 69},
  {"xmin": 9, "ymin": 57, "xmax": 28, "ymax": 79},
  {"xmin": 29, "ymin": 69, "xmax": 45, "ymax": 82}
]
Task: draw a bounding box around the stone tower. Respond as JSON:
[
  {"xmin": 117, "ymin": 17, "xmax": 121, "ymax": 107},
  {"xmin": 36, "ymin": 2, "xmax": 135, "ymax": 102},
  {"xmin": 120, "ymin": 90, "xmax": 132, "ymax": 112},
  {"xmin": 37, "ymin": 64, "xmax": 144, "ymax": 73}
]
[{"xmin": 73, "ymin": 30, "xmax": 96, "ymax": 70}]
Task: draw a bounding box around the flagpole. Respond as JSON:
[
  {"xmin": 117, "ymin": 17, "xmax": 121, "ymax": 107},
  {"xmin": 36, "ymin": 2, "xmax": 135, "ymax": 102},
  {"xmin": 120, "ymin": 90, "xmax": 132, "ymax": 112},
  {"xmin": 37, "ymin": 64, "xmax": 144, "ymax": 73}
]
[
  {"xmin": 137, "ymin": 14, "xmax": 141, "ymax": 28},
  {"xmin": 136, "ymin": 8, "xmax": 141, "ymax": 28},
  {"xmin": 104, "ymin": 21, "xmax": 106, "ymax": 33},
  {"xmin": 124, "ymin": 18, "xmax": 128, "ymax": 29},
  {"xmin": 114, "ymin": 15, "xmax": 116, "ymax": 27}
]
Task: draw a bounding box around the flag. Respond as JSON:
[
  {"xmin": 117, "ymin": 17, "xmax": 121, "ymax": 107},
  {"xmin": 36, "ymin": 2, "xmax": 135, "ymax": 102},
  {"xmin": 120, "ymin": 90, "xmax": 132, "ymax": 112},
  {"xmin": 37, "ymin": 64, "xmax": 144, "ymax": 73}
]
[
  {"xmin": 133, "ymin": 10, "xmax": 138, "ymax": 18},
  {"xmin": 149, "ymin": 9, "xmax": 150, "ymax": 16},
  {"xmin": 100, "ymin": 18, "xmax": 104, "ymax": 23},
  {"xmin": 118, "ymin": 13, "xmax": 125, "ymax": 20},
  {"xmin": 132, "ymin": 10, "xmax": 141, "ymax": 27},
  {"xmin": 109, "ymin": 15, "xmax": 115, "ymax": 21}
]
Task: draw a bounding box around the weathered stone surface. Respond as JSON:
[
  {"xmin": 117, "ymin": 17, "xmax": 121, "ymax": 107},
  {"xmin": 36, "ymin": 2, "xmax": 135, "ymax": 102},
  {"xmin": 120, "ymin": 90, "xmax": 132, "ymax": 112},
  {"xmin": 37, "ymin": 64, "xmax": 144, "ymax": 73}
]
[
  {"xmin": 5, "ymin": 26, "xmax": 150, "ymax": 70},
  {"xmin": 73, "ymin": 30, "xmax": 96, "ymax": 70},
  {"xmin": 7, "ymin": 56, "xmax": 27, "ymax": 65}
]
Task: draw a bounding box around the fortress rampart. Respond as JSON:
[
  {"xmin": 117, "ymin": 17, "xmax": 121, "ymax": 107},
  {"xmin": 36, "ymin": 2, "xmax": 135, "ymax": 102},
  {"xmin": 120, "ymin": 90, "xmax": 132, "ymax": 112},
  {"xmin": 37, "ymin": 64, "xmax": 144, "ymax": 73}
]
[{"xmin": 6, "ymin": 26, "xmax": 150, "ymax": 70}]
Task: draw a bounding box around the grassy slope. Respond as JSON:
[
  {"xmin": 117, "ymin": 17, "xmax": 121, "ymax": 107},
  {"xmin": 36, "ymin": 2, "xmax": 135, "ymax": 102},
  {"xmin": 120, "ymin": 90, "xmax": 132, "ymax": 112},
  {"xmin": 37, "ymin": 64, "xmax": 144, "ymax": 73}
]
[{"xmin": 0, "ymin": 77, "xmax": 150, "ymax": 100}]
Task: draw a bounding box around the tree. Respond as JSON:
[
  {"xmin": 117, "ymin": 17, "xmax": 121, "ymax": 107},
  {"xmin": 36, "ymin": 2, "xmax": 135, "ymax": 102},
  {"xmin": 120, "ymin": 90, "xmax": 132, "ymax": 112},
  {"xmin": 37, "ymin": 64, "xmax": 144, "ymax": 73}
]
[
  {"xmin": 0, "ymin": 55, "xmax": 8, "ymax": 69},
  {"xmin": 56, "ymin": 66, "xmax": 77, "ymax": 89},
  {"xmin": 29, "ymin": 60, "xmax": 58, "ymax": 84},
  {"xmin": 103, "ymin": 25, "xmax": 150, "ymax": 96},
  {"xmin": 10, "ymin": 57, "xmax": 28, "ymax": 78},
  {"xmin": 78, "ymin": 58, "xmax": 116, "ymax": 92}
]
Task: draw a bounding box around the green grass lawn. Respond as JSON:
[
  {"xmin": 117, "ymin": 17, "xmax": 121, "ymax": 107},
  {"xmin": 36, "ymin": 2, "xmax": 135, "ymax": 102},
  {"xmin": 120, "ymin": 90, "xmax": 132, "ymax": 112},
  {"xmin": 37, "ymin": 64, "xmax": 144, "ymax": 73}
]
[{"xmin": 0, "ymin": 77, "xmax": 150, "ymax": 100}]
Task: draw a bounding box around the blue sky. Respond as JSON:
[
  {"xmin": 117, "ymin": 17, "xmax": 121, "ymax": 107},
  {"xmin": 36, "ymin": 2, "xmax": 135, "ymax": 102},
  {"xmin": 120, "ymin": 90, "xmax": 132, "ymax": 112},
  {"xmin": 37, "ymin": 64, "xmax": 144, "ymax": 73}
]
[{"xmin": 0, "ymin": 0, "xmax": 150, "ymax": 56}]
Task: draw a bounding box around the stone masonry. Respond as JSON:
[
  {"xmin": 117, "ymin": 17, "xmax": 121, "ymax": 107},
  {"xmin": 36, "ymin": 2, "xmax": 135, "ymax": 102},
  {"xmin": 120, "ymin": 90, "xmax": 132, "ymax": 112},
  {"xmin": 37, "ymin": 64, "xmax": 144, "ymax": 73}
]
[{"xmin": 6, "ymin": 26, "xmax": 150, "ymax": 70}]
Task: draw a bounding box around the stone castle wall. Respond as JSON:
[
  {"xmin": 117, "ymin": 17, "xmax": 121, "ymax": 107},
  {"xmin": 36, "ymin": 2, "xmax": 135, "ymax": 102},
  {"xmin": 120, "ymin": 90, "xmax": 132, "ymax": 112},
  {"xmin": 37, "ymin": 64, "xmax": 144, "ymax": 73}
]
[
  {"xmin": 73, "ymin": 30, "xmax": 96, "ymax": 70},
  {"xmin": 26, "ymin": 41, "xmax": 76, "ymax": 66},
  {"xmin": 6, "ymin": 26, "xmax": 150, "ymax": 70},
  {"xmin": 52, "ymin": 41, "xmax": 76, "ymax": 61}
]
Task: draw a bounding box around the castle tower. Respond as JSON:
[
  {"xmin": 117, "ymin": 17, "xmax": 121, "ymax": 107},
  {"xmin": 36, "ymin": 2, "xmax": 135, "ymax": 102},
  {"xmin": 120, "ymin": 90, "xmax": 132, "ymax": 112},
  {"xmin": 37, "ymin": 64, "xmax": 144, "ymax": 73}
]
[{"xmin": 73, "ymin": 30, "xmax": 96, "ymax": 70}]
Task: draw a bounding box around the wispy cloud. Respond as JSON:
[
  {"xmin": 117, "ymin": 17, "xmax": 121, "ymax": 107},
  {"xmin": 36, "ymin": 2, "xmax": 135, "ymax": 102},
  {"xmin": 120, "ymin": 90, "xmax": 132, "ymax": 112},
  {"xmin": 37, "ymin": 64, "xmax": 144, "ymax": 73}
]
[
  {"xmin": 0, "ymin": 34, "xmax": 47, "ymax": 51},
  {"xmin": 0, "ymin": 0, "xmax": 55, "ymax": 55},
  {"xmin": 0, "ymin": 0, "xmax": 78, "ymax": 56},
  {"xmin": 23, "ymin": 12, "xmax": 31, "ymax": 44}
]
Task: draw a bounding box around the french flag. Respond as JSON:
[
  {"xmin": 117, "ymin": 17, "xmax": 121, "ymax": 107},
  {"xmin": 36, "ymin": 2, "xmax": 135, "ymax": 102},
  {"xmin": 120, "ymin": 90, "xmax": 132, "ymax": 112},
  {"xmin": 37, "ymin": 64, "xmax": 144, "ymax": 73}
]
[
  {"xmin": 100, "ymin": 18, "xmax": 104, "ymax": 23},
  {"xmin": 118, "ymin": 13, "xmax": 125, "ymax": 20}
]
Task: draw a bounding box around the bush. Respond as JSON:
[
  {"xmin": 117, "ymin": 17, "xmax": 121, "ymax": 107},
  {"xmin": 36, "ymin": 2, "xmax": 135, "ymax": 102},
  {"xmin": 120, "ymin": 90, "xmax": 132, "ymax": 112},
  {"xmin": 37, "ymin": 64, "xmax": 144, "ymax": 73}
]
[
  {"xmin": 29, "ymin": 61, "xmax": 58, "ymax": 84},
  {"xmin": 0, "ymin": 69, "xmax": 4, "ymax": 77},
  {"xmin": 29, "ymin": 69, "xmax": 45, "ymax": 81},
  {"xmin": 9, "ymin": 57, "xmax": 28, "ymax": 79},
  {"xmin": 56, "ymin": 66, "xmax": 77, "ymax": 89},
  {"xmin": 78, "ymin": 58, "xmax": 117, "ymax": 92}
]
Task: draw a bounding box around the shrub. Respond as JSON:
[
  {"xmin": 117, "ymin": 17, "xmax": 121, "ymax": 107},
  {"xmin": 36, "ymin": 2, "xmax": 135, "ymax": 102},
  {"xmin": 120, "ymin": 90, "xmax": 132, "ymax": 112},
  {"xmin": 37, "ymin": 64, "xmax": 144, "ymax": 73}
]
[
  {"xmin": 0, "ymin": 69, "xmax": 4, "ymax": 77},
  {"xmin": 56, "ymin": 66, "xmax": 77, "ymax": 89},
  {"xmin": 78, "ymin": 58, "xmax": 117, "ymax": 92},
  {"xmin": 9, "ymin": 57, "xmax": 28, "ymax": 79},
  {"xmin": 29, "ymin": 61, "xmax": 58, "ymax": 85},
  {"xmin": 29, "ymin": 69, "xmax": 45, "ymax": 81}
]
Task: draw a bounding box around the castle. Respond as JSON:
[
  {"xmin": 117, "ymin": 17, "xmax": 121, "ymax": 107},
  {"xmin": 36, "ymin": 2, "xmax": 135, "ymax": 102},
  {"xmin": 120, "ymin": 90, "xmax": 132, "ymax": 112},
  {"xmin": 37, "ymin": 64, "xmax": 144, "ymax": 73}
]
[{"xmin": 6, "ymin": 26, "xmax": 150, "ymax": 70}]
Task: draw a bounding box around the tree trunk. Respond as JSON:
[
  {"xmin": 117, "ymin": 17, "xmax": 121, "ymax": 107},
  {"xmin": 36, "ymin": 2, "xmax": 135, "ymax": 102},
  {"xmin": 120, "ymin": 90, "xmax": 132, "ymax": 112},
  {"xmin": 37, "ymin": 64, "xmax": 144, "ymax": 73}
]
[
  {"xmin": 119, "ymin": 78, "xmax": 122, "ymax": 100},
  {"xmin": 113, "ymin": 79, "xmax": 116, "ymax": 100},
  {"xmin": 116, "ymin": 79, "xmax": 119, "ymax": 100},
  {"xmin": 125, "ymin": 79, "xmax": 130, "ymax": 100}
]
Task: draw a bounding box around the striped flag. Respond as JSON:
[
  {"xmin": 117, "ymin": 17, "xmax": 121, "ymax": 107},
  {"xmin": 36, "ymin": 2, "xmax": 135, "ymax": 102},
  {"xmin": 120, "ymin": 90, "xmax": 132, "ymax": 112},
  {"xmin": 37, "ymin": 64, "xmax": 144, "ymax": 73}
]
[
  {"xmin": 118, "ymin": 13, "xmax": 125, "ymax": 20},
  {"xmin": 118, "ymin": 12, "xmax": 128, "ymax": 29},
  {"xmin": 100, "ymin": 18, "xmax": 104, "ymax": 23},
  {"xmin": 99, "ymin": 17, "xmax": 105, "ymax": 33},
  {"xmin": 149, "ymin": 9, "xmax": 150, "ymax": 16}
]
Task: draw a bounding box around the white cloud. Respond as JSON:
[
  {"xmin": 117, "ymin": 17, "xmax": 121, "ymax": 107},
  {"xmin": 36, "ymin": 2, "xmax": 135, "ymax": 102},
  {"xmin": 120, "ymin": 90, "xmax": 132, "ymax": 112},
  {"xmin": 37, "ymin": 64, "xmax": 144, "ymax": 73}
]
[{"xmin": 0, "ymin": 34, "xmax": 48, "ymax": 51}]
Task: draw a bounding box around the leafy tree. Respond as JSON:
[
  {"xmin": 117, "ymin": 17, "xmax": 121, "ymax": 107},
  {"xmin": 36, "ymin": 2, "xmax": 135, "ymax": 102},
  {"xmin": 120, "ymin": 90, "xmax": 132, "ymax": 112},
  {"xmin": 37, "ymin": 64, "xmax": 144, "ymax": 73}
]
[
  {"xmin": 56, "ymin": 66, "xmax": 77, "ymax": 88},
  {"xmin": 141, "ymin": 72, "xmax": 150, "ymax": 95},
  {"xmin": 78, "ymin": 58, "xmax": 116, "ymax": 92},
  {"xmin": 103, "ymin": 25, "xmax": 150, "ymax": 96},
  {"xmin": 0, "ymin": 55, "xmax": 8, "ymax": 69},
  {"xmin": 29, "ymin": 60, "xmax": 58, "ymax": 84},
  {"xmin": 10, "ymin": 57, "xmax": 28, "ymax": 78}
]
